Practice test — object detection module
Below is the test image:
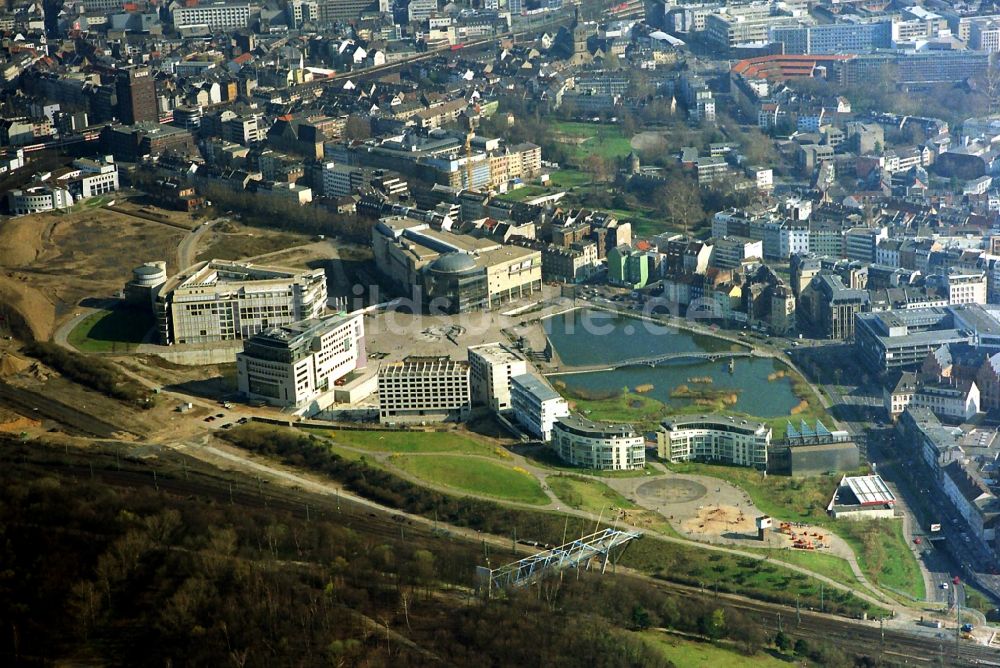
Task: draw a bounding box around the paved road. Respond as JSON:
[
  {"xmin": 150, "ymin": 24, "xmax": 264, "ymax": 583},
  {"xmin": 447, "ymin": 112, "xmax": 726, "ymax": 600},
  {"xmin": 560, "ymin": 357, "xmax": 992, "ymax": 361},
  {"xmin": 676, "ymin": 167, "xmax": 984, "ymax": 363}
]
[
  {"xmin": 51, "ymin": 298, "xmax": 121, "ymax": 351},
  {"xmin": 177, "ymin": 217, "xmax": 224, "ymax": 269}
]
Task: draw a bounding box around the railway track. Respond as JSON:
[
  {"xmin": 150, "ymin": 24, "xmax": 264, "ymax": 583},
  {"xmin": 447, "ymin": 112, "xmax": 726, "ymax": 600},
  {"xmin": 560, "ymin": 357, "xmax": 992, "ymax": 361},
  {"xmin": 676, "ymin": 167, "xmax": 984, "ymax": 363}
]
[
  {"xmin": 0, "ymin": 380, "xmax": 127, "ymax": 438},
  {"xmin": 650, "ymin": 579, "xmax": 998, "ymax": 666},
  {"xmin": 35, "ymin": 449, "xmax": 1000, "ymax": 666}
]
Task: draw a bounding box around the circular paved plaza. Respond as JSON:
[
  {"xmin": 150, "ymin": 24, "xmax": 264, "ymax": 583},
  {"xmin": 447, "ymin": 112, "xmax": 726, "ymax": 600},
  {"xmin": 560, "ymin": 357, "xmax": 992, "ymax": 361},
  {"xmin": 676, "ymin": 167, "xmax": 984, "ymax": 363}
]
[{"xmin": 635, "ymin": 478, "xmax": 708, "ymax": 505}]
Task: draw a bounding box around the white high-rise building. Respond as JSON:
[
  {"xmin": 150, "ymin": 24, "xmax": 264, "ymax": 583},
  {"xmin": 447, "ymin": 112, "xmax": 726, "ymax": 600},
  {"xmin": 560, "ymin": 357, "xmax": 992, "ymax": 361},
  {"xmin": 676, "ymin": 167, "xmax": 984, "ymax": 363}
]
[
  {"xmin": 467, "ymin": 342, "xmax": 527, "ymax": 412},
  {"xmin": 657, "ymin": 416, "xmax": 770, "ymax": 468},
  {"xmin": 511, "ymin": 373, "xmax": 570, "ymax": 441},
  {"xmin": 551, "ymin": 415, "xmax": 645, "ymax": 471},
  {"xmin": 155, "ymin": 260, "xmax": 327, "ymax": 345},
  {"xmin": 237, "ymin": 312, "xmax": 366, "ymax": 410}
]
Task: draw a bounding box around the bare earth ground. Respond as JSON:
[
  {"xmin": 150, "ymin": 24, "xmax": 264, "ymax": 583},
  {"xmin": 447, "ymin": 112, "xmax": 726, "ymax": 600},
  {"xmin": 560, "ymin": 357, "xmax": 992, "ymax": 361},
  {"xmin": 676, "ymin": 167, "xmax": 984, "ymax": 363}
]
[
  {"xmin": 194, "ymin": 221, "xmax": 311, "ymax": 263},
  {"xmin": 0, "ymin": 210, "xmax": 186, "ymax": 340},
  {"xmin": 630, "ymin": 131, "xmax": 668, "ymax": 153},
  {"xmin": 0, "ymin": 204, "xmax": 323, "ymax": 432}
]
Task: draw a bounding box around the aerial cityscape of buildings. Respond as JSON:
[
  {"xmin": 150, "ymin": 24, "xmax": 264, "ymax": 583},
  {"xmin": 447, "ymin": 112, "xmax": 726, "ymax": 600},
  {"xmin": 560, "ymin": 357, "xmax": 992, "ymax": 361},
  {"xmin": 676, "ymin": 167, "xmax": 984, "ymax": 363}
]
[{"xmin": 12, "ymin": 0, "xmax": 1000, "ymax": 659}]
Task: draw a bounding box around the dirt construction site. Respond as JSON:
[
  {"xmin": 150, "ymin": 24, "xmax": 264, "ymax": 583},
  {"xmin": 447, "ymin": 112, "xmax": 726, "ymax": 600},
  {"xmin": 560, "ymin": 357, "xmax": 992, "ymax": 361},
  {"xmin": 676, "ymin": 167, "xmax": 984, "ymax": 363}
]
[
  {"xmin": 0, "ymin": 208, "xmax": 187, "ymax": 341},
  {"xmin": 0, "ymin": 202, "xmax": 328, "ymax": 439}
]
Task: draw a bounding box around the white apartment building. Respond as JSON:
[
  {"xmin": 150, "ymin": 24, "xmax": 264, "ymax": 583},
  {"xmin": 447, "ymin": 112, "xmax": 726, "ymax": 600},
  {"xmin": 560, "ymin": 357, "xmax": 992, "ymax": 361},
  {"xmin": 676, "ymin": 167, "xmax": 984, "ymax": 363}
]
[
  {"xmin": 511, "ymin": 373, "xmax": 570, "ymax": 441},
  {"xmin": 551, "ymin": 415, "xmax": 645, "ymax": 471},
  {"xmin": 236, "ymin": 312, "xmax": 365, "ymax": 410},
  {"xmin": 884, "ymin": 372, "xmax": 980, "ymax": 421},
  {"xmin": 657, "ymin": 416, "xmax": 770, "ymax": 468},
  {"xmin": 779, "ymin": 224, "xmax": 810, "ymax": 259},
  {"xmin": 320, "ymin": 162, "xmax": 355, "ymax": 197},
  {"xmin": 155, "ymin": 260, "xmax": 327, "ymax": 345},
  {"xmin": 222, "ymin": 114, "xmax": 263, "ymax": 145},
  {"xmin": 377, "ymin": 356, "xmax": 471, "ymax": 424},
  {"xmin": 171, "ymin": 2, "xmax": 252, "ymax": 29},
  {"xmin": 942, "ymin": 269, "xmax": 987, "ymax": 305},
  {"xmin": 467, "ymin": 342, "xmax": 527, "ymax": 412},
  {"xmin": 57, "ymin": 155, "xmax": 119, "ymax": 198},
  {"xmin": 7, "ymin": 185, "xmax": 73, "ymax": 215}
]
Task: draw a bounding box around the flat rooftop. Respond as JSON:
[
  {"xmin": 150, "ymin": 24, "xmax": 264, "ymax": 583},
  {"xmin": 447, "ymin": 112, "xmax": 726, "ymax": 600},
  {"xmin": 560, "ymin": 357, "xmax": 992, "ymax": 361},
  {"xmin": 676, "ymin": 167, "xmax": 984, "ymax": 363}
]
[
  {"xmin": 557, "ymin": 413, "xmax": 636, "ymax": 438},
  {"xmin": 468, "ymin": 342, "xmax": 524, "ymax": 365},
  {"xmin": 843, "ymin": 475, "xmax": 895, "ymax": 507},
  {"xmin": 512, "ymin": 373, "xmax": 561, "ymax": 402}
]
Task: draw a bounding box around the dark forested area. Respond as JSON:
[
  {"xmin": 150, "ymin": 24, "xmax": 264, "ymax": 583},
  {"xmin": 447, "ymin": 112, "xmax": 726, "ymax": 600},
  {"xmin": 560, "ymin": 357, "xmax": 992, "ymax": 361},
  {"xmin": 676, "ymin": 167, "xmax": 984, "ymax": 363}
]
[
  {"xmin": 222, "ymin": 425, "xmax": 881, "ymax": 620},
  {"xmin": 0, "ymin": 436, "xmax": 750, "ymax": 667}
]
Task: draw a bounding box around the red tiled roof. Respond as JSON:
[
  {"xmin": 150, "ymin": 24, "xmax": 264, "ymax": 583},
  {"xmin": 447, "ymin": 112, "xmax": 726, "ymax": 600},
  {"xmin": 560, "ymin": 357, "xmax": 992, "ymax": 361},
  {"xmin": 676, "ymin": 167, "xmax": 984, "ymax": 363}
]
[{"xmin": 731, "ymin": 54, "xmax": 855, "ymax": 81}]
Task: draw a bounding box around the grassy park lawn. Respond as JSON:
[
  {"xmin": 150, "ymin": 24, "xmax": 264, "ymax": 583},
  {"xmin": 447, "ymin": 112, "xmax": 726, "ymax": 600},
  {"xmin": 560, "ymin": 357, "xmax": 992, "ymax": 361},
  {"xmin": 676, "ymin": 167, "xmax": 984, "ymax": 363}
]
[
  {"xmin": 547, "ymin": 169, "xmax": 591, "ymax": 188},
  {"xmin": 836, "ymin": 520, "xmax": 925, "ymax": 600},
  {"xmin": 67, "ymin": 307, "xmax": 154, "ymax": 353},
  {"xmin": 666, "ymin": 461, "xmax": 924, "ymax": 600},
  {"xmin": 302, "ymin": 428, "xmax": 502, "ymax": 457},
  {"xmin": 624, "ymin": 539, "xmax": 888, "ymax": 618},
  {"xmin": 392, "ymin": 455, "xmax": 549, "ymax": 505},
  {"xmin": 745, "ymin": 547, "xmax": 862, "ymax": 593},
  {"xmin": 638, "ymin": 632, "xmax": 792, "ymax": 668},
  {"xmin": 500, "ymin": 185, "xmax": 550, "ymax": 202},
  {"xmin": 551, "ymin": 121, "xmax": 634, "ymax": 162},
  {"xmin": 548, "ymin": 475, "xmax": 637, "ymax": 514}
]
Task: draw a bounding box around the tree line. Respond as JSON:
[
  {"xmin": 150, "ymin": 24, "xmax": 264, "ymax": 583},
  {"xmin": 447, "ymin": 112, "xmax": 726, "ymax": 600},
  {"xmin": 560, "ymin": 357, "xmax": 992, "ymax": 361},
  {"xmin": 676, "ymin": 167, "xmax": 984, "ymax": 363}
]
[
  {"xmin": 23, "ymin": 341, "xmax": 152, "ymax": 408},
  {"xmin": 223, "ymin": 425, "xmax": 882, "ymax": 620}
]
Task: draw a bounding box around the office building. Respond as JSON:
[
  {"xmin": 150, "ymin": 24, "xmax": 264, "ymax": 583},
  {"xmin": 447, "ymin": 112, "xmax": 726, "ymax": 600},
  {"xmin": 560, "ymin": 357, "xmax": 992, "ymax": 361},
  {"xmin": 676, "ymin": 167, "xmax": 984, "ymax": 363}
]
[
  {"xmin": 115, "ymin": 66, "xmax": 157, "ymax": 125},
  {"xmin": 236, "ymin": 312, "xmax": 366, "ymax": 410},
  {"xmin": 7, "ymin": 185, "xmax": 74, "ymax": 215},
  {"xmin": 377, "ymin": 356, "xmax": 471, "ymax": 424},
  {"xmin": 311, "ymin": 0, "xmax": 378, "ymax": 24},
  {"xmin": 844, "ymin": 227, "xmax": 887, "ymax": 264},
  {"xmin": 657, "ymin": 415, "xmax": 770, "ymax": 469},
  {"xmin": 938, "ymin": 269, "xmax": 988, "ymax": 306},
  {"xmin": 171, "ymin": 2, "xmax": 252, "ymax": 30},
  {"xmin": 970, "ymin": 19, "xmax": 1000, "ymax": 53},
  {"xmin": 155, "ymin": 260, "xmax": 328, "ymax": 345},
  {"xmin": 467, "ymin": 342, "xmax": 527, "ymax": 412},
  {"xmin": 710, "ymin": 236, "xmax": 763, "ymax": 270},
  {"xmin": 372, "ymin": 216, "xmax": 542, "ymax": 313},
  {"xmin": 770, "ymin": 20, "xmax": 892, "ymax": 55},
  {"xmin": 798, "ymin": 273, "xmax": 869, "ymax": 340},
  {"xmin": 551, "ymin": 415, "xmax": 645, "ymax": 471},
  {"xmin": 855, "ymin": 307, "xmax": 970, "ymax": 374},
  {"xmin": 63, "ymin": 156, "xmax": 119, "ymax": 198},
  {"xmin": 510, "ymin": 373, "xmax": 570, "ymax": 442},
  {"xmin": 704, "ymin": 8, "xmax": 799, "ymax": 54},
  {"xmin": 100, "ymin": 122, "xmax": 197, "ymax": 162}
]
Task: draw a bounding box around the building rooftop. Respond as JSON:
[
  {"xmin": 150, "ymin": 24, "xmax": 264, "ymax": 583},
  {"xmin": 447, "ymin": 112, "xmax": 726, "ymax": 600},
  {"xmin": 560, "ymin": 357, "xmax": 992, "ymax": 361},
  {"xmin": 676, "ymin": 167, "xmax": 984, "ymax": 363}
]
[
  {"xmin": 661, "ymin": 414, "xmax": 768, "ymax": 433},
  {"xmin": 468, "ymin": 342, "xmax": 524, "ymax": 365},
  {"xmin": 556, "ymin": 413, "xmax": 636, "ymax": 438},
  {"xmin": 842, "ymin": 475, "xmax": 895, "ymax": 507},
  {"xmin": 252, "ymin": 311, "xmax": 358, "ymax": 346},
  {"xmin": 512, "ymin": 373, "xmax": 561, "ymax": 401},
  {"xmin": 161, "ymin": 259, "xmax": 322, "ymax": 295},
  {"xmin": 379, "ymin": 356, "xmax": 469, "ymax": 376}
]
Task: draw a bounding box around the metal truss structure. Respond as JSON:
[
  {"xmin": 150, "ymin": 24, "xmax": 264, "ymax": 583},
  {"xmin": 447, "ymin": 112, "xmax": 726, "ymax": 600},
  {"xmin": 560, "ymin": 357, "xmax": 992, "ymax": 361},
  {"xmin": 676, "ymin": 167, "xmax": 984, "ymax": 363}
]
[{"xmin": 476, "ymin": 528, "xmax": 642, "ymax": 596}]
